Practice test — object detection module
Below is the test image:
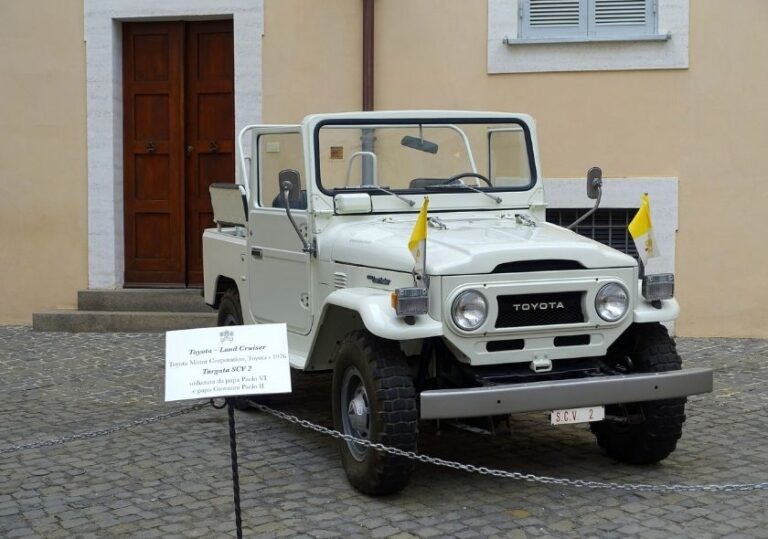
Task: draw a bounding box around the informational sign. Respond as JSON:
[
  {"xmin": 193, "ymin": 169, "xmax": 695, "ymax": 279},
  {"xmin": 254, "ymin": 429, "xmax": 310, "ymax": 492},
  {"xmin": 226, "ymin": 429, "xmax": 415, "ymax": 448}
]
[{"xmin": 165, "ymin": 324, "xmax": 291, "ymax": 402}]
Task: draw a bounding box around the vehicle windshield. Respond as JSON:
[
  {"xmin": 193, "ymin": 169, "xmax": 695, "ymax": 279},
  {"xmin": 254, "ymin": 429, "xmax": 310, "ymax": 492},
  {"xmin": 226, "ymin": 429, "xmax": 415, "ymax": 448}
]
[{"xmin": 315, "ymin": 120, "xmax": 534, "ymax": 194}]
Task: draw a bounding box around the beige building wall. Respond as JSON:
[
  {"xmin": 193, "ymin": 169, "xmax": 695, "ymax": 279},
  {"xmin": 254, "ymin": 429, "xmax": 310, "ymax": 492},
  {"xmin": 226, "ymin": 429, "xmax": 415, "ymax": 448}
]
[
  {"xmin": 676, "ymin": 1, "xmax": 768, "ymax": 338},
  {"xmin": 0, "ymin": 0, "xmax": 87, "ymax": 324},
  {"xmin": 1, "ymin": 0, "xmax": 764, "ymax": 336},
  {"xmin": 263, "ymin": 0, "xmax": 768, "ymax": 338},
  {"xmin": 263, "ymin": 0, "xmax": 362, "ymax": 122}
]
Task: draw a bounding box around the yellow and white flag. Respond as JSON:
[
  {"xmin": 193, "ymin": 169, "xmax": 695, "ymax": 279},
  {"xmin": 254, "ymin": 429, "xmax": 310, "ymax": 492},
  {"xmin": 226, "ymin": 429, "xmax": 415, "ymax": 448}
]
[
  {"xmin": 408, "ymin": 197, "xmax": 429, "ymax": 277},
  {"xmin": 628, "ymin": 193, "xmax": 659, "ymax": 263}
]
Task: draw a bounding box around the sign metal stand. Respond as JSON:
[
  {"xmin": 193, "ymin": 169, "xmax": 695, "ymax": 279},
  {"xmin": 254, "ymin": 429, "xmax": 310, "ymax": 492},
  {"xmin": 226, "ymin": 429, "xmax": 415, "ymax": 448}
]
[
  {"xmin": 226, "ymin": 398, "xmax": 243, "ymax": 539},
  {"xmin": 166, "ymin": 324, "xmax": 291, "ymax": 539},
  {"xmin": 211, "ymin": 397, "xmax": 244, "ymax": 538}
]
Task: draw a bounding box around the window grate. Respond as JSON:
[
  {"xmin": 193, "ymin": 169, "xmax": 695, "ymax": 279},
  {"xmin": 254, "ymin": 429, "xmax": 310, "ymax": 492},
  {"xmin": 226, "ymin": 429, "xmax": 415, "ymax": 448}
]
[{"xmin": 546, "ymin": 208, "xmax": 639, "ymax": 261}]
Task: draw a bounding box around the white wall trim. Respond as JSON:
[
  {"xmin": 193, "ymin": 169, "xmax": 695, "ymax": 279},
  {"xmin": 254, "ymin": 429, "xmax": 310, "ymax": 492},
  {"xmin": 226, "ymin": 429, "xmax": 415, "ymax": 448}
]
[
  {"xmin": 544, "ymin": 177, "xmax": 678, "ymax": 276},
  {"xmin": 488, "ymin": 0, "xmax": 689, "ymax": 73},
  {"xmin": 84, "ymin": 0, "xmax": 263, "ymax": 289}
]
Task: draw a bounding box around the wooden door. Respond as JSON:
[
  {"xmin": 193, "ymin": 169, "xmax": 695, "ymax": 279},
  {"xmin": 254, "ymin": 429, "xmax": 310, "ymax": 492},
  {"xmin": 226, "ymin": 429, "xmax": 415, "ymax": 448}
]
[
  {"xmin": 123, "ymin": 22, "xmax": 185, "ymax": 285},
  {"xmin": 122, "ymin": 21, "xmax": 234, "ymax": 287},
  {"xmin": 184, "ymin": 21, "xmax": 235, "ymax": 286}
]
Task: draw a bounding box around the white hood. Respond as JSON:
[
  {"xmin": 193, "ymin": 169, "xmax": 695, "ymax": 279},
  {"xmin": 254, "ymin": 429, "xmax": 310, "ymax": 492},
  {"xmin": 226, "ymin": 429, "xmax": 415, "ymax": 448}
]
[{"xmin": 328, "ymin": 215, "xmax": 636, "ymax": 275}]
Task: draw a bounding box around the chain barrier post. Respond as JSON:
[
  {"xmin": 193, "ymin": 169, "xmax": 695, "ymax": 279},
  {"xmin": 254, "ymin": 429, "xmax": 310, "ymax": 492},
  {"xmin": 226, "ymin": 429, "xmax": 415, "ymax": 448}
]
[
  {"xmin": 211, "ymin": 397, "xmax": 244, "ymax": 538},
  {"xmin": 166, "ymin": 325, "xmax": 292, "ymax": 539},
  {"xmin": 226, "ymin": 398, "xmax": 244, "ymax": 539}
]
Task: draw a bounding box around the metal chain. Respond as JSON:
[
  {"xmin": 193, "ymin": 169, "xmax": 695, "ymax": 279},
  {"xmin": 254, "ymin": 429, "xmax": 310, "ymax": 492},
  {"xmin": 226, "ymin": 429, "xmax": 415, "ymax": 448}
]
[
  {"xmin": 5, "ymin": 398, "xmax": 766, "ymax": 493},
  {"xmin": 0, "ymin": 403, "xmax": 208, "ymax": 455},
  {"xmin": 254, "ymin": 403, "xmax": 768, "ymax": 493}
]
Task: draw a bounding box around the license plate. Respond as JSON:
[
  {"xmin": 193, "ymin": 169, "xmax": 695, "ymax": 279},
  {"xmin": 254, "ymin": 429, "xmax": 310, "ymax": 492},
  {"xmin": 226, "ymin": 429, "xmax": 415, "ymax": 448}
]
[{"xmin": 551, "ymin": 406, "xmax": 604, "ymax": 425}]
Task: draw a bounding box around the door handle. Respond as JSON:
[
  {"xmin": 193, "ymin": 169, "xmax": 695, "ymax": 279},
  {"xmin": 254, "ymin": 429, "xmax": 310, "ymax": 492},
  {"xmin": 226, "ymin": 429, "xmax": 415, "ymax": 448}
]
[
  {"xmin": 250, "ymin": 247, "xmax": 262, "ymax": 259},
  {"xmin": 147, "ymin": 140, "xmax": 156, "ymax": 153},
  {"xmin": 209, "ymin": 140, "xmax": 219, "ymax": 153}
]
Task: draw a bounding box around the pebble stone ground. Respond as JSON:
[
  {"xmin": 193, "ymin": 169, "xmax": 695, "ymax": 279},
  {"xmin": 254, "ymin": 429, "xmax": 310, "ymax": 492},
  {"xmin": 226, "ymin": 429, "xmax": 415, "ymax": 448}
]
[{"xmin": 1, "ymin": 325, "xmax": 767, "ymax": 538}]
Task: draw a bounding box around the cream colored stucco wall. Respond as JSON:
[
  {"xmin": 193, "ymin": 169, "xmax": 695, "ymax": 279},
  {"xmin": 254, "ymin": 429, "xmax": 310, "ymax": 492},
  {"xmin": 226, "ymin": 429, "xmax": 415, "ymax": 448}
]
[
  {"xmin": 263, "ymin": 0, "xmax": 768, "ymax": 337},
  {"xmin": 677, "ymin": 2, "xmax": 768, "ymax": 338},
  {"xmin": 263, "ymin": 0, "xmax": 362, "ymax": 122},
  {"xmin": 0, "ymin": 0, "xmax": 87, "ymax": 324},
  {"xmin": 1, "ymin": 0, "xmax": 763, "ymax": 336}
]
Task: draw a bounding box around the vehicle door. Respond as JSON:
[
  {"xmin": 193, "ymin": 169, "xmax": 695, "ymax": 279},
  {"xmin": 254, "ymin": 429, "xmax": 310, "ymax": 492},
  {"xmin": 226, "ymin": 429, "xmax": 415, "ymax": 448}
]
[{"xmin": 246, "ymin": 128, "xmax": 312, "ymax": 334}]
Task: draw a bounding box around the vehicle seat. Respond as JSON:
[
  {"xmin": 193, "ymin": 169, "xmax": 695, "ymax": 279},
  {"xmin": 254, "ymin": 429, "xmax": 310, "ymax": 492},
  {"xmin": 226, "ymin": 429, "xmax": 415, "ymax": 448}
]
[
  {"xmin": 272, "ymin": 190, "xmax": 308, "ymax": 210},
  {"xmin": 409, "ymin": 178, "xmax": 447, "ymax": 189}
]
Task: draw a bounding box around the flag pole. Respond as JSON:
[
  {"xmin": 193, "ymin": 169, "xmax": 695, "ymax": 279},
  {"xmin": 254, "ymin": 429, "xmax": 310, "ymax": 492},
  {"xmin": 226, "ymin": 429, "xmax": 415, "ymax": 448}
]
[
  {"xmin": 421, "ymin": 197, "xmax": 428, "ymax": 288},
  {"xmin": 408, "ymin": 196, "xmax": 430, "ymax": 289},
  {"xmin": 422, "ymin": 235, "xmax": 428, "ymax": 288}
]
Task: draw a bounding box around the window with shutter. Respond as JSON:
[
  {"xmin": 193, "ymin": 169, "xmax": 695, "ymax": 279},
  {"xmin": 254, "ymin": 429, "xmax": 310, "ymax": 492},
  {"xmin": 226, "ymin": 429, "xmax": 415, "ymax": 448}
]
[
  {"xmin": 525, "ymin": 0, "xmax": 587, "ymax": 38},
  {"xmin": 490, "ymin": 0, "xmax": 688, "ymax": 73},
  {"xmin": 591, "ymin": 0, "xmax": 654, "ymax": 36},
  {"xmin": 522, "ymin": 0, "xmax": 657, "ymax": 40}
]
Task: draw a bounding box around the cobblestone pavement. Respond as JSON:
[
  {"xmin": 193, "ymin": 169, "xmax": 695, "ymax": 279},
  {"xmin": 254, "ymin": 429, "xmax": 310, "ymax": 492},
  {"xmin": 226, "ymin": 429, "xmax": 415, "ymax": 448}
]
[{"xmin": 1, "ymin": 326, "xmax": 767, "ymax": 538}]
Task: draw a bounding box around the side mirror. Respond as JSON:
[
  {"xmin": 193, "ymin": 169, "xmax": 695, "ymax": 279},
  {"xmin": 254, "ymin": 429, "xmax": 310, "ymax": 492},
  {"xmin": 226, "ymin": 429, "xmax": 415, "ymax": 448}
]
[
  {"xmin": 586, "ymin": 166, "xmax": 602, "ymax": 200},
  {"xmin": 278, "ymin": 169, "xmax": 301, "ymax": 203},
  {"xmin": 277, "ymin": 169, "xmax": 314, "ymax": 256},
  {"xmin": 567, "ymin": 166, "xmax": 604, "ymax": 230}
]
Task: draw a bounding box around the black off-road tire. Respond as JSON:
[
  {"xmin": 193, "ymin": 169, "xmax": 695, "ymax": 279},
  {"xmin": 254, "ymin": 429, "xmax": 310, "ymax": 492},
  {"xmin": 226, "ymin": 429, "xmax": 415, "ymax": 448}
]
[
  {"xmin": 217, "ymin": 287, "xmax": 243, "ymax": 327},
  {"xmin": 331, "ymin": 330, "xmax": 418, "ymax": 496},
  {"xmin": 216, "ymin": 287, "xmax": 253, "ymax": 411},
  {"xmin": 591, "ymin": 323, "xmax": 687, "ymax": 465}
]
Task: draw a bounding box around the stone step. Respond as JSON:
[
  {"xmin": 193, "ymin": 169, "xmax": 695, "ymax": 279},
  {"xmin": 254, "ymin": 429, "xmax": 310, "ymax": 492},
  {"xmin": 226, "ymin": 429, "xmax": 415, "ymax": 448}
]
[
  {"xmin": 33, "ymin": 310, "xmax": 218, "ymax": 333},
  {"xmin": 78, "ymin": 289, "xmax": 215, "ymax": 313}
]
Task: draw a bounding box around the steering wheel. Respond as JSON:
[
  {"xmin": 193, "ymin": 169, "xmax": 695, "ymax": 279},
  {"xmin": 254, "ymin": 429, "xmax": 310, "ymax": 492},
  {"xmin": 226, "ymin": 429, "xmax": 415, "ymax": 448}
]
[{"xmin": 443, "ymin": 172, "xmax": 492, "ymax": 187}]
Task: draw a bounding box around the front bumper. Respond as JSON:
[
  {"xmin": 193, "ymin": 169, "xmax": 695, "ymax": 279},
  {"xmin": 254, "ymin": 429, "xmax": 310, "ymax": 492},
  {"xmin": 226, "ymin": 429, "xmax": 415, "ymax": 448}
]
[{"xmin": 419, "ymin": 367, "xmax": 713, "ymax": 419}]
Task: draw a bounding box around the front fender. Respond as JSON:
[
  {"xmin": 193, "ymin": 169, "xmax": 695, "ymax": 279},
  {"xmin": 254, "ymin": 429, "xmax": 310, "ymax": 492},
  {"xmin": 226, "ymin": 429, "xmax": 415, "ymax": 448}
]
[{"xmin": 322, "ymin": 288, "xmax": 443, "ymax": 340}]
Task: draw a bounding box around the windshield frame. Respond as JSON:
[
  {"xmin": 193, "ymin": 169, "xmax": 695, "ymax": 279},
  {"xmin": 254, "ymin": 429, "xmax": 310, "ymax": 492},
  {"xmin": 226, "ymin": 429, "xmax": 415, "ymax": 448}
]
[{"xmin": 312, "ymin": 116, "xmax": 537, "ymax": 198}]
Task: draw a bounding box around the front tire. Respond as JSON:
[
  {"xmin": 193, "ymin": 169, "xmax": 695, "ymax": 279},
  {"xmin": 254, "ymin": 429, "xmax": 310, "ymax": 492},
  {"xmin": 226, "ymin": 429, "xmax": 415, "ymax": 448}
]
[
  {"xmin": 217, "ymin": 287, "xmax": 243, "ymax": 326},
  {"xmin": 591, "ymin": 323, "xmax": 687, "ymax": 464},
  {"xmin": 332, "ymin": 331, "xmax": 417, "ymax": 496}
]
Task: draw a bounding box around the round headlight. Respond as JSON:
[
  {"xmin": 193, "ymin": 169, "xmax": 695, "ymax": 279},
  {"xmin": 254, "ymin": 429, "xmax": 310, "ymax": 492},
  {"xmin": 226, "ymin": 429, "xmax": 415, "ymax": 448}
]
[
  {"xmin": 595, "ymin": 282, "xmax": 629, "ymax": 322},
  {"xmin": 451, "ymin": 290, "xmax": 488, "ymax": 331}
]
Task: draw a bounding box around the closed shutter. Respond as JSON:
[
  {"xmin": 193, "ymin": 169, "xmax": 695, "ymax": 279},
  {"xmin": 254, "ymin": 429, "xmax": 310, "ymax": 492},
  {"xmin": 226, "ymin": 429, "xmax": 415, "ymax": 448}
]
[
  {"xmin": 521, "ymin": 0, "xmax": 654, "ymax": 40},
  {"xmin": 522, "ymin": 0, "xmax": 587, "ymax": 38},
  {"xmin": 590, "ymin": 0, "xmax": 655, "ymax": 36}
]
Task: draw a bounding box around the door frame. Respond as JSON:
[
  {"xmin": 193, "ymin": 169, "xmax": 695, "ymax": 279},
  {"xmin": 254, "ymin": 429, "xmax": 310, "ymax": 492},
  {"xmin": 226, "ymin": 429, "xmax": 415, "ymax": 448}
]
[{"xmin": 84, "ymin": 1, "xmax": 263, "ymax": 289}]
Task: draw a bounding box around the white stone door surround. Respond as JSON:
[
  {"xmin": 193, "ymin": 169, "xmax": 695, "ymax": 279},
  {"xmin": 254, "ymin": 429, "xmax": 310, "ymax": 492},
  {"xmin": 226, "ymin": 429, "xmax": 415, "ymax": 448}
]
[{"xmin": 85, "ymin": 0, "xmax": 263, "ymax": 289}]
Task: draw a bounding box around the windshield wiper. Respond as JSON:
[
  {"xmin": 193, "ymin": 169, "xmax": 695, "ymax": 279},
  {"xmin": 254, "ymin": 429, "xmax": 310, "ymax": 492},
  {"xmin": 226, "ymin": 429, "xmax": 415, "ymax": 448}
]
[
  {"xmin": 335, "ymin": 185, "xmax": 415, "ymax": 207},
  {"xmin": 429, "ymin": 183, "xmax": 502, "ymax": 204}
]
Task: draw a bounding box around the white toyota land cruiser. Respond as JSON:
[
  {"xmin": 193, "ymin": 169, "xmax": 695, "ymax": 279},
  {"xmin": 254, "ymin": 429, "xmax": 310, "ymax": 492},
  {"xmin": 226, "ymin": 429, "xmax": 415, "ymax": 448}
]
[{"xmin": 203, "ymin": 111, "xmax": 713, "ymax": 495}]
